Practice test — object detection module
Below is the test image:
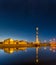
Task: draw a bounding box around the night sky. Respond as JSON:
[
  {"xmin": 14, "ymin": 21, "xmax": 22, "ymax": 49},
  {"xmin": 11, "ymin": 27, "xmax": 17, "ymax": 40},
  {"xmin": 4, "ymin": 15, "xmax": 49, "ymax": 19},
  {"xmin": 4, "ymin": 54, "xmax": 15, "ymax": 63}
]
[{"xmin": 0, "ymin": 0, "xmax": 56, "ymax": 42}]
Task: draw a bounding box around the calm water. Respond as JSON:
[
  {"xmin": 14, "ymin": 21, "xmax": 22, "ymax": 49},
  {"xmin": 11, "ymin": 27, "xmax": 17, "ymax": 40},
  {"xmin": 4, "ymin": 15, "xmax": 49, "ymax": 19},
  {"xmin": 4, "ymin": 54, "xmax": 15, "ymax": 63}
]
[{"xmin": 0, "ymin": 47, "xmax": 56, "ymax": 65}]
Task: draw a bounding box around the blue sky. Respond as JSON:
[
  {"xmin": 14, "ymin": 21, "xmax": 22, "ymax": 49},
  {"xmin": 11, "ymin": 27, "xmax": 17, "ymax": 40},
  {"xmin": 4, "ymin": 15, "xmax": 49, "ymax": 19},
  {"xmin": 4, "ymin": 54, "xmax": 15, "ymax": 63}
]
[{"xmin": 0, "ymin": 0, "xmax": 56, "ymax": 42}]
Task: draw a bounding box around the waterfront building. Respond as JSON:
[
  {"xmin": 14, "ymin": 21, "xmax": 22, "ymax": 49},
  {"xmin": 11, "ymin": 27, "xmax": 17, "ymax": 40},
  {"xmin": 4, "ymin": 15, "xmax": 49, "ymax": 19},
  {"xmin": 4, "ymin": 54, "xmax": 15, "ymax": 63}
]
[
  {"xmin": 3, "ymin": 38, "xmax": 27, "ymax": 45},
  {"xmin": 3, "ymin": 38, "xmax": 15, "ymax": 44},
  {"xmin": 50, "ymin": 41, "xmax": 56, "ymax": 46},
  {"xmin": 19, "ymin": 40, "xmax": 27, "ymax": 44}
]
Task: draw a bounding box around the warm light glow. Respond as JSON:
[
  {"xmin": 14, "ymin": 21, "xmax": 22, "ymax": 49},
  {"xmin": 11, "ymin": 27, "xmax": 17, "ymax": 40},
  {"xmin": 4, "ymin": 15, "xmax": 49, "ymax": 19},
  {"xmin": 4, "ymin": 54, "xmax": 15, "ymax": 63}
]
[
  {"xmin": 36, "ymin": 27, "xmax": 38, "ymax": 31},
  {"xmin": 36, "ymin": 59, "xmax": 38, "ymax": 63},
  {"xmin": 44, "ymin": 47, "xmax": 47, "ymax": 50},
  {"xmin": 10, "ymin": 50, "xmax": 14, "ymax": 53}
]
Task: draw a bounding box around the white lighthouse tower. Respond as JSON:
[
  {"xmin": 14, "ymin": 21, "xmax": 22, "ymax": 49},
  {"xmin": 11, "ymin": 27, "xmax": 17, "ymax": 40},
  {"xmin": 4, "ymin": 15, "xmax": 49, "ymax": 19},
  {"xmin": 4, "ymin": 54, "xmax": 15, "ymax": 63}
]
[{"xmin": 35, "ymin": 27, "xmax": 40, "ymax": 44}]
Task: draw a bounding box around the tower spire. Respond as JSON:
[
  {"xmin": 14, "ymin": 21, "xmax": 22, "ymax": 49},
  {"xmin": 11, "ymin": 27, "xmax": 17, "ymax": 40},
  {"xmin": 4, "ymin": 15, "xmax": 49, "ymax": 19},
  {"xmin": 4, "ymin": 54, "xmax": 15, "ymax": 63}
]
[{"xmin": 35, "ymin": 27, "xmax": 40, "ymax": 44}]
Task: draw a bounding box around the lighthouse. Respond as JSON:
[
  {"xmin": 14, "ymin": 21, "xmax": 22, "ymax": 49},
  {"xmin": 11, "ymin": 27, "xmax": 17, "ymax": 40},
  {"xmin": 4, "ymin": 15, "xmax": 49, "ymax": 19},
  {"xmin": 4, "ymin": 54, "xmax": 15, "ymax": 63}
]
[{"xmin": 35, "ymin": 27, "xmax": 40, "ymax": 44}]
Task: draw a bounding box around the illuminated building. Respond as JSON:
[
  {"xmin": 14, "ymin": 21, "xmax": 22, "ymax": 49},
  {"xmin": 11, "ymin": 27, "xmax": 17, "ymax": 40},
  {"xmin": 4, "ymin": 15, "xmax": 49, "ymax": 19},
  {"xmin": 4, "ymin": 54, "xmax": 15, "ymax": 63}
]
[
  {"xmin": 50, "ymin": 39, "xmax": 56, "ymax": 46},
  {"xmin": 3, "ymin": 38, "xmax": 27, "ymax": 45},
  {"xmin": 15, "ymin": 40, "xmax": 19, "ymax": 44},
  {"xmin": 3, "ymin": 38, "xmax": 15, "ymax": 44},
  {"xmin": 35, "ymin": 27, "xmax": 40, "ymax": 45},
  {"xmin": 19, "ymin": 40, "xmax": 27, "ymax": 44}
]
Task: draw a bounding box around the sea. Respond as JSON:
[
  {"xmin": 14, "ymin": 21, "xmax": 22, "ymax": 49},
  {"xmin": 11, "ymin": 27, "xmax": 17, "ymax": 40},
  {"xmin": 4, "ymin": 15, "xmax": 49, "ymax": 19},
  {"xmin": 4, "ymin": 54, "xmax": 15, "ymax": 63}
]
[{"xmin": 0, "ymin": 47, "xmax": 56, "ymax": 65}]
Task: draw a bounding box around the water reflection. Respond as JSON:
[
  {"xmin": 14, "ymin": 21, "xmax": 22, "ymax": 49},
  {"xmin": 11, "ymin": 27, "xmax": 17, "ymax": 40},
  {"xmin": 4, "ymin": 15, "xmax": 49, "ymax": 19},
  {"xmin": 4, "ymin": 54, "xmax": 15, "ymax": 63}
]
[
  {"xmin": 0, "ymin": 47, "xmax": 39, "ymax": 63},
  {"xmin": 0, "ymin": 47, "xmax": 56, "ymax": 65},
  {"xmin": 36, "ymin": 47, "xmax": 39, "ymax": 63},
  {"xmin": 3, "ymin": 47, "xmax": 27, "ymax": 54},
  {"xmin": 44, "ymin": 47, "xmax": 47, "ymax": 50},
  {"xmin": 50, "ymin": 46, "xmax": 56, "ymax": 52}
]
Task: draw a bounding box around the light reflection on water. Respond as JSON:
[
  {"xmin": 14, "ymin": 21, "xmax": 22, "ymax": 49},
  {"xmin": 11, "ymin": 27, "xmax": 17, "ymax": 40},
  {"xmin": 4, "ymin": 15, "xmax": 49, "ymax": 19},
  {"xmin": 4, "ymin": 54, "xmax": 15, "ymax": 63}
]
[{"xmin": 0, "ymin": 47, "xmax": 56, "ymax": 65}]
